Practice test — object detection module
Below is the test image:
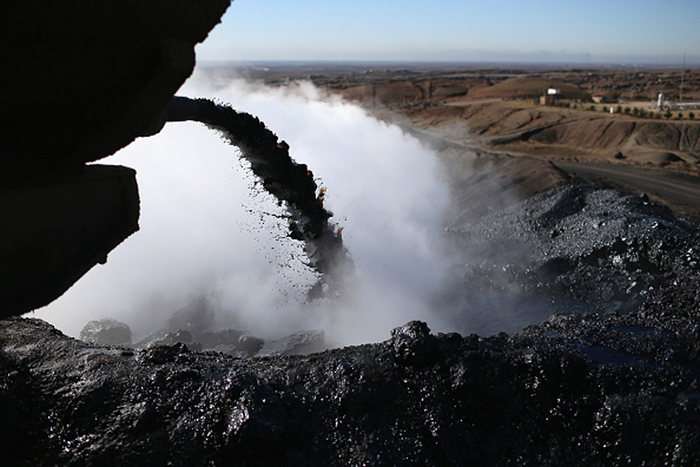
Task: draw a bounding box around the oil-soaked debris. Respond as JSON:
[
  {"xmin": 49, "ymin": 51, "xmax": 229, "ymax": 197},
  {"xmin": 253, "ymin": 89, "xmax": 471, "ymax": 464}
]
[
  {"xmin": 79, "ymin": 318, "xmax": 132, "ymax": 346},
  {"xmin": 4, "ymin": 184, "xmax": 700, "ymax": 465},
  {"xmin": 449, "ymin": 184, "xmax": 700, "ymax": 315},
  {"xmin": 4, "ymin": 287, "xmax": 700, "ymax": 466}
]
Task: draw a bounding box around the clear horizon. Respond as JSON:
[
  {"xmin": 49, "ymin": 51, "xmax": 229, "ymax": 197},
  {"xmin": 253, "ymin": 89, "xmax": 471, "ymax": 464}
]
[{"xmin": 196, "ymin": 0, "xmax": 700, "ymax": 66}]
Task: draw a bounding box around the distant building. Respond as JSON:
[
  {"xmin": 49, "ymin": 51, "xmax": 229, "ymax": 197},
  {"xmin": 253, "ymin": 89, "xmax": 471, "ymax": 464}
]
[
  {"xmin": 657, "ymin": 92, "xmax": 700, "ymax": 110},
  {"xmin": 592, "ymin": 92, "xmax": 613, "ymax": 104},
  {"xmin": 539, "ymin": 88, "xmax": 561, "ymax": 105}
]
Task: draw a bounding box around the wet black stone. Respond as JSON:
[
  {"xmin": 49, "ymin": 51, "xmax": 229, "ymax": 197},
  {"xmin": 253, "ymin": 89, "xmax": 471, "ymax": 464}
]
[
  {"xmin": 3, "ymin": 293, "xmax": 700, "ymax": 465},
  {"xmin": 80, "ymin": 318, "xmax": 132, "ymax": 346},
  {"xmin": 390, "ymin": 320, "xmax": 437, "ymax": 366},
  {"xmin": 3, "ymin": 185, "xmax": 700, "ymax": 464},
  {"xmin": 451, "ymin": 184, "xmax": 700, "ymax": 315}
]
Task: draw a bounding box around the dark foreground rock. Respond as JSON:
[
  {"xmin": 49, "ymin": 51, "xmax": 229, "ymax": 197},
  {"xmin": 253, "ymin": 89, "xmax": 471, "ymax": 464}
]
[
  {"xmin": 0, "ymin": 165, "xmax": 139, "ymax": 316},
  {"xmin": 2, "ymin": 0, "xmax": 230, "ymax": 172},
  {"xmin": 3, "ymin": 184, "xmax": 699, "ymax": 465},
  {"xmin": 3, "ymin": 294, "xmax": 700, "ymax": 466},
  {"xmin": 0, "ymin": 0, "xmax": 230, "ymax": 318}
]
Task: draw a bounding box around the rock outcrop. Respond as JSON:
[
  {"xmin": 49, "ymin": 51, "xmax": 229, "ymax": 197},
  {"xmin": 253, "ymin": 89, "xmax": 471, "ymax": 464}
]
[
  {"xmin": 2, "ymin": 185, "xmax": 699, "ymax": 465},
  {"xmin": 0, "ymin": 0, "xmax": 230, "ymax": 318},
  {"xmin": 1, "ymin": 0, "xmax": 230, "ymax": 173},
  {"xmin": 2, "ymin": 290, "xmax": 700, "ymax": 465},
  {"xmin": 0, "ymin": 165, "xmax": 139, "ymax": 315}
]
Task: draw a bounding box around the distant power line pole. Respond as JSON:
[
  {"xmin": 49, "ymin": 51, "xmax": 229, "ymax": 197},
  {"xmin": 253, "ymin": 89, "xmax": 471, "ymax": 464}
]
[{"xmin": 680, "ymin": 52, "xmax": 686, "ymax": 102}]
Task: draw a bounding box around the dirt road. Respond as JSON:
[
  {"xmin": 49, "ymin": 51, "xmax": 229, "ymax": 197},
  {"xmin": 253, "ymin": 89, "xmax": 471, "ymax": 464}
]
[{"xmin": 554, "ymin": 161, "xmax": 700, "ymax": 221}]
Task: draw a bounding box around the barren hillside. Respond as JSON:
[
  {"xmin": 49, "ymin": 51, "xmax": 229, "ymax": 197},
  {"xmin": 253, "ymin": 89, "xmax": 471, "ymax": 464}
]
[{"xmin": 218, "ymin": 63, "xmax": 700, "ymax": 220}]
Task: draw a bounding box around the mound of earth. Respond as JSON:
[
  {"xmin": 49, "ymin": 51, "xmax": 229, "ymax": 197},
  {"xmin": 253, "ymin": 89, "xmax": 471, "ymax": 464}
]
[
  {"xmin": 3, "ymin": 185, "xmax": 700, "ymax": 465},
  {"xmin": 399, "ymin": 101, "xmax": 700, "ymax": 171},
  {"xmin": 336, "ymin": 77, "xmax": 491, "ymax": 107},
  {"xmin": 437, "ymin": 146, "xmax": 580, "ymax": 222},
  {"xmin": 449, "ymin": 185, "xmax": 700, "ymax": 318},
  {"xmin": 467, "ymin": 76, "xmax": 584, "ymax": 100},
  {"xmin": 519, "ymin": 119, "xmax": 700, "ymax": 163},
  {"xmin": 626, "ymin": 150, "xmax": 687, "ymax": 166}
]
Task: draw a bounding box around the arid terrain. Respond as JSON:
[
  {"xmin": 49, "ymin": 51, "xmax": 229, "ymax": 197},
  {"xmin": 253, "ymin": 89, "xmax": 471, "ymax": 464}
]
[
  {"xmin": 216, "ymin": 62, "xmax": 700, "ymax": 221},
  {"xmin": 6, "ymin": 0, "xmax": 700, "ymax": 461}
]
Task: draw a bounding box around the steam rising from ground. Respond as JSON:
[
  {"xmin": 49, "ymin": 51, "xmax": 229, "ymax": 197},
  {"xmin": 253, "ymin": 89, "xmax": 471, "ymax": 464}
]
[{"xmin": 33, "ymin": 72, "xmax": 457, "ymax": 346}]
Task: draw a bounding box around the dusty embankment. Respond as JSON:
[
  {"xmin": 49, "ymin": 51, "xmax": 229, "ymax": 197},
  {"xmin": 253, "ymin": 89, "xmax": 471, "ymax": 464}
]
[
  {"xmin": 4, "ymin": 183, "xmax": 700, "ymax": 465},
  {"xmin": 405, "ymin": 104, "xmax": 700, "ymax": 221},
  {"xmin": 423, "ymin": 104, "xmax": 700, "ymax": 221},
  {"xmin": 328, "ymin": 75, "xmax": 700, "ymax": 222},
  {"xmin": 397, "ymin": 101, "xmax": 700, "ymax": 170}
]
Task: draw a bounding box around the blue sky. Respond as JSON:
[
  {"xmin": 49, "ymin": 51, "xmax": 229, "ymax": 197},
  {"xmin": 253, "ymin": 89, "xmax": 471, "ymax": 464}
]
[{"xmin": 197, "ymin": 0, "xmax": 699, "ymax": 64}]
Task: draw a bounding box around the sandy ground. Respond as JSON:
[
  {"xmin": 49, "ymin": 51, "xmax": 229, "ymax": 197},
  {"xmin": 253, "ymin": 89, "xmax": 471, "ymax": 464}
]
[
  {"xmin": 396, "ymin": 98, "xmax": 700, "ymax": 222},
  {"xmin": 246, "ymin": 63, "xmax": 700, "ymax": 223}
]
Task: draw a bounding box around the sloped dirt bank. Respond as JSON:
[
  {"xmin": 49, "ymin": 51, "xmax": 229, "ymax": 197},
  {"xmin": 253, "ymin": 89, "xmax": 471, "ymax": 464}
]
[
  {"xmin": 519, "ymin": 119, "xmax": 700, "ymax": 164},
  {"xmin": 394, "ymin": 100, "xmax": 700, "ymax": 173}
]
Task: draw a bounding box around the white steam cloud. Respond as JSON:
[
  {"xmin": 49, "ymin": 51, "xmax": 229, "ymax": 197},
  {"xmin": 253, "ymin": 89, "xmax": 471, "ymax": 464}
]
[{"xmin": 32, "ymin": 72, "xmax": 457, "ymax": 346}]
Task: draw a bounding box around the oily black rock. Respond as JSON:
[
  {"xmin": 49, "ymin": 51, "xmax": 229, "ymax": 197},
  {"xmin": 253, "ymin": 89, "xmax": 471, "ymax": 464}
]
[
  {"xmin": 2, "ymin": 301, "xmax": 700, "ymax": 465},
  {"xmin": 80, "ymin": 318, "xmax": 132, "ymax": 346},
  {"xmin": 3, "ymin": 184, "xmax": 700, "ymax": 465},
  {"xmin": 451, "ymin": 184, "xmax": 700, "ymax": 314}
]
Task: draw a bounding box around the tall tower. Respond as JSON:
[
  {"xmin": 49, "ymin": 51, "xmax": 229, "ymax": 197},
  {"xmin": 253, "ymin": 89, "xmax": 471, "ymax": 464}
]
[{"xmin": 680, "ymin": 52, "xmax": 686, "ymax": 103}]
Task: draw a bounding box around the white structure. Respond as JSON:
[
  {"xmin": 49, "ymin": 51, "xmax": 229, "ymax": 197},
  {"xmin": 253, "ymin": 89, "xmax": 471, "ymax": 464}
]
[
  {"xmin": 547, "ymin": 88, "xmax": 561, "ymax": 96},
  {"xmin": 657, "ymin": 92, "xmax": 700, "ymax": 111}
]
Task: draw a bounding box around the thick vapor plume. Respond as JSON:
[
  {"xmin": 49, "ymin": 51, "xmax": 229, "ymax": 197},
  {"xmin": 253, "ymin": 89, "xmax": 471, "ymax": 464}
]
[
  {"xmin": 32, "ymin": 73, "xmax": 456, "ymax": 346},
  {"xmin": 165, "ymin": 95, "xmax": 353, "ymax": 300}
]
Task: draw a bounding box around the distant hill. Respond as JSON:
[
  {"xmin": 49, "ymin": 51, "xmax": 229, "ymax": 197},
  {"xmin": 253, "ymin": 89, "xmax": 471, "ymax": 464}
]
[{"xmin": 468, "ymin": 77, "xmax": 584, "ymax": 100}]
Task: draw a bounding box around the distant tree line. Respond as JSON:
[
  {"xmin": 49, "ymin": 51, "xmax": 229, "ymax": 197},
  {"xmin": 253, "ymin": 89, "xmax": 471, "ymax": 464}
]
[{"xmin": 570, "ymin": 103, "xmax": 696, "ymax": 120}]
